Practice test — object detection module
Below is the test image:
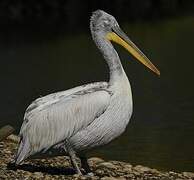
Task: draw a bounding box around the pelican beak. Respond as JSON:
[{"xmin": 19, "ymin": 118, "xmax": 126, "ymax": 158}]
[{"xmin": 106, "ymin": 26, "xmax": 160, "ymax": 76}]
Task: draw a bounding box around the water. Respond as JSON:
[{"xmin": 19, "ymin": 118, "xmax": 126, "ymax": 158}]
[{"xmin": 1, "ymin": 16, "xmax": 194, "ymax": 172}]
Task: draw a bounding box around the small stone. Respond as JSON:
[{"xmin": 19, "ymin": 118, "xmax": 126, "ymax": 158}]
[
  {"xmin": 98, "ymin": 162, "xmax": 117, "ymax": 170},
  {"xmin": 132, "ymin": 171, "xmax": 141, "ymax": 176},
  {"xmin": 125, "ymin": 174, "xmax": 135, "ymax": 178},
  {"xmin": 123, "ymin": 164, "xmax": 132, "ymax": 172},
  {"xmin": 117, "ymin": 177, "xmax": 126, "ymax": 180},
  {"xmin": 73, "ymin": 174, "xmax": 81, "ymax": 178},
  {"xmin": 85, "ymin": 172, "xmax": 95, "ymax": 177},
  {"xmin": 80, "ymin": 176, "xmax": 87, "ymax": 180},
  {"xmin": 7, "ymin": 135, "xmax": 20, "ymax": 143},
  {"xmin": 183, "ymin": 172, "xmax": 194, "ymax": 178},
  {"xmin": 6, "ymin": 150, "xmax": 12, "ymax": 154},
  {"xmin": 44, "ymin": 176, "xmax": 51, "ymax": 180},
  {"xmin": 95, "ymin": 169, "xmax": 104, "ymax": 175},
  {"xmin": 89, "ymin": 157, "xmax": 105, "ymax": 165},
  {"xmin": 101, "ymin": 177, "xmax": 118, "ymax": 180},
  {"xmin": 133, "ymin": 165, "xmax": 151, "ymax": 173},
  {"xmin": 150, "ymin": 168, "xmax": 160, "ymax": 174},
  {"xmin": 124, "ymin": 164, "xmax": 132, "ymax": 169},
  {"xmin": 33, "ymin": 172, "xmax": 44, "ymax": 178}
]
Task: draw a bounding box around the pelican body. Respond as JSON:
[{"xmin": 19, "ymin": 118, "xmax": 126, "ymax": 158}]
[{"xmin": 15, "ymin": 10, "xmax": 160, "ymax": 175}]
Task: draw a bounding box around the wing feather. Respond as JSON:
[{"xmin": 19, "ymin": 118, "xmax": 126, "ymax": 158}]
[
  {"xmin": 24, "ymin": 82, "xmax": 108, "ymax": 118},
  {"xmin": 19, "ymin": 83, "xmax": 110, "ymax": 156}
]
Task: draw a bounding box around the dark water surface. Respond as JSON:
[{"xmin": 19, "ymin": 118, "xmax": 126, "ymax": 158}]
[{"xmin": 1, "ymin": 16, "xmax": 194, "ymax": 171}]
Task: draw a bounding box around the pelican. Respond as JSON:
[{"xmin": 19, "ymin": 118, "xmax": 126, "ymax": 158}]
[{"xmin": 14, "ymin": 10, "xmax": 160, "ymax": 175}]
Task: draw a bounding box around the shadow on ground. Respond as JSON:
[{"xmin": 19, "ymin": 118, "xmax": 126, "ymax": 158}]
[{"xmin": 7, "ymin": 162, "xmax": 76, "ymax": 175}]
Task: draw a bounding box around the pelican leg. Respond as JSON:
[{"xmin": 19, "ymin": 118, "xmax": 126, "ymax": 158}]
[
  {"xmin": 80, "ymin": 155, "xmax": 94, "ymax": 176},
  {"xmin": 69, "ymin": 150, "xmax": 82, "ymax": 175},
  {"xmin": 66, "ymin": 142, "xmax": 82, "ymax": 175}
]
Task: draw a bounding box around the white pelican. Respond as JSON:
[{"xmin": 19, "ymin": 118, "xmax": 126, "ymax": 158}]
[{"xmin": 14, "ymin": 10, "xmax": 160, "ymax": 175}]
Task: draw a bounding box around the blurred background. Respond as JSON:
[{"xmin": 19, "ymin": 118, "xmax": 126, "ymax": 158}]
[{"xmin": 0, "ymin": 0, "xmax": 194, "ymax": 172}]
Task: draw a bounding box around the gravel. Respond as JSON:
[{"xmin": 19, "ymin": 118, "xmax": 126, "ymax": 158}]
[{"xmin": 0, "ymin": 136, "xmax": 194, "ymax": 180}]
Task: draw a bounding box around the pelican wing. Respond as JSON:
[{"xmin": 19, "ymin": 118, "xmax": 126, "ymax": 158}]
[
  {"xmin": 24, "ymin": 82, "xmax": 108, "ymax": 118},
  {"xmin": 18, "ymin": 82, "xmax": 111, "ymax": 158}
]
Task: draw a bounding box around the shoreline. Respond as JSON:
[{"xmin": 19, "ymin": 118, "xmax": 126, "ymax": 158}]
[{"xmin": 0, "ymin": 135, "xmax": 194, "ymax": 180}]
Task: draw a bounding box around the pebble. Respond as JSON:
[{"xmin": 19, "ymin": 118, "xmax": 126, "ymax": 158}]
[
  {"xmin": 7, "ymin": 135, "xmax": 20, "ymax": 143},
  {"xmin": 0, "ymin": 139, "xmax": 194, "ymax": 180},
  {"xmin": 133, "ymin": 165, "xmax": 151, "ymax": 173},
  {"xmin": 33, "ymin": 172, "xmax": 44, "ymax": 178},
  {"xmin": 101, "ymin": 177, "xmax": 125, "ymax": 180},
  {"xmin": 183, "ymin": 172, "xmax": 194, "ymax": 178},
  {"xmin": 124, "ymin": 164, "xmax": 132, "ymax": 169},
  {"xmin": 97, "ymin": 162, "xmax": 117, "ymax": 170},
  {"xmin": 89, "ymin": 157, "xmax": 105, "ymax": 164}
]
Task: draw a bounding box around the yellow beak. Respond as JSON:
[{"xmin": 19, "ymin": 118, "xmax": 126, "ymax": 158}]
[{"xmin": 106, "ymin": 27, "xmax": 160, "ymax": 76}]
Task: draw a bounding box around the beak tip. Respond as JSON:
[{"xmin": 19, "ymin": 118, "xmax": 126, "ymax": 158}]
[{"xmin": 156, "ymin": 70, "xmax": 160, "ymax": 76}]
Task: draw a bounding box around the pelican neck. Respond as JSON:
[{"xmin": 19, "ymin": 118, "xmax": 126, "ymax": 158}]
[{"xmin": 92, "ymin": 32, "xmax": 125, "ymax": 85}]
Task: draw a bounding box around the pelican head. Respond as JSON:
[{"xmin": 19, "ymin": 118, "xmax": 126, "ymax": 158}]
[{"xmin": 90, "ymin": 10, "xmax": 160, "ymax": 76}]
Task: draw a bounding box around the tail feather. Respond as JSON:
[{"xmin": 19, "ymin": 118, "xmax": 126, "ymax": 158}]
[{"xmin": 15, "ymin": 137, "xmax": 30, "ymax": 165}]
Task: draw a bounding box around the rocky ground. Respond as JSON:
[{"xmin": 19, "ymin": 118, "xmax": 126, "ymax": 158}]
[{"xmin": 0, "ymin": 135, "xmax": 194, "ymax": 180}]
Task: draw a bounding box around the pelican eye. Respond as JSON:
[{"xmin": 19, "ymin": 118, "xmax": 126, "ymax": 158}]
[{"xmin": 101, "ymin": 19, "xmax": 111, "ymax": 28}]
